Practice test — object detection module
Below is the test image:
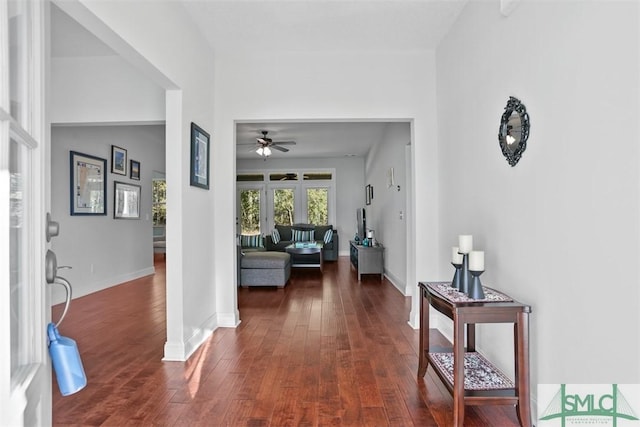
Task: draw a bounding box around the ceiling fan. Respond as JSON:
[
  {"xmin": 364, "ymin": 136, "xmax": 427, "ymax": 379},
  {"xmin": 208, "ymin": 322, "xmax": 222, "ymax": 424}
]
[{"xmin": 241, "ymin": 131, "xmax": 296, "ymax": 157}]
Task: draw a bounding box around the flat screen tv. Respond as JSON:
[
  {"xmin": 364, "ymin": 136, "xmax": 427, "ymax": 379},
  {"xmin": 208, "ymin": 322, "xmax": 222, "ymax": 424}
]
[{"xmin": 356, "ymin": 208, "xmax": 366, "ymax": 241}]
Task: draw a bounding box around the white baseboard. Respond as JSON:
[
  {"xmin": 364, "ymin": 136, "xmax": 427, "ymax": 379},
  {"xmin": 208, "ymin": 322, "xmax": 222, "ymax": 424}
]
[
  {"xmin": 163, "ymin": 313, "xmax": 219, "ymax": 361},
  {"xmin": 384, "ymin": 270, "xmax": 407, "ymax": 296},
  {"xmin": 162, "ymin": 341, "xmax": 187, "ymax": 361},
  {"xmin": 217, "ymin": 310, "xmax": 241, "ymax": 327},
  {"xmin": 51, "ymin": 266, "xmax": 156, "ymax": 305}
]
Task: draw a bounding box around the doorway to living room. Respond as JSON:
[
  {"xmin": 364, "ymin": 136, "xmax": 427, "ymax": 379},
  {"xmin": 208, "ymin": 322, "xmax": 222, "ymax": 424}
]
[{"xmin": 235, "ymin": 120, "xmax": 413, "ymax": 296}]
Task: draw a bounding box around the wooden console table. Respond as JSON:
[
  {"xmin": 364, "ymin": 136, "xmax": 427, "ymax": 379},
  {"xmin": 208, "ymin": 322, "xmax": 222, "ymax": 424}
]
[{"xmin": 418, "ymin": 281, "xmax": 532, "ymax": 427}]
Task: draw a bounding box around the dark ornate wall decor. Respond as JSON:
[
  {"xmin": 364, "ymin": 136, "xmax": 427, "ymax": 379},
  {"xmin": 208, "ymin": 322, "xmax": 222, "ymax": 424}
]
[{"xmin": 498, "ymin": 96, "xmax": 530, "ymax": 166}]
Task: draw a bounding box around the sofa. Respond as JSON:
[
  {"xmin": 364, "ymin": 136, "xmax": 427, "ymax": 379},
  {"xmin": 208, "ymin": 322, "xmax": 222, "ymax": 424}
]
[{"xmin": 264, "ymin": 224, "xmax": 339, "ymax": 261}]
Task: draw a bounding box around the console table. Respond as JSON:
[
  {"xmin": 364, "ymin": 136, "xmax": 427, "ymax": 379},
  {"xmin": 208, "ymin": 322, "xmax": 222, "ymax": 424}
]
[
  {"xmin": 418, "ymin": 281, "xmax": 532, "ymax": 427},
  {"xmin": 349, "ymin": 241, "xmax": 384, "ymax": 281}
]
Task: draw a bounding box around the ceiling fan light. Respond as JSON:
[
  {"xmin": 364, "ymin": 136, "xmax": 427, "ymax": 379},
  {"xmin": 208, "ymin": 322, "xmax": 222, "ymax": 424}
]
[
  {"xmin": 256, "ymin": 147, "xmax": 264, "ymax": 155},
  {"xmin": 264, "ymin": 147, "xmax": 272, "ymax": 156}
]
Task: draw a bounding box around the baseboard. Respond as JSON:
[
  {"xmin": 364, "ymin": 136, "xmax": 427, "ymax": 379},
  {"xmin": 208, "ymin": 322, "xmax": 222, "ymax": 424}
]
[
  {"xmin": 384, "ymin": 270, "xmax": 407, "ymax": 296},
  {"xmin": 51, "ymin": 266, "xmax": 156, "ymax": 305},
  {"xmin": 163, "ymin": 341, "xmax": 187, "ymax": 361},
  {"xmin": 217, "ymin": 310, "xmax": 241, "ymax": 327},
  {"xmin": 163, "ymin": 313, "xmax": 219, "ymax": 361}
]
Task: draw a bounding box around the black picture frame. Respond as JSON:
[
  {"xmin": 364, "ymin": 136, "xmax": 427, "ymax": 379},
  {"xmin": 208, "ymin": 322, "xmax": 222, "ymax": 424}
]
[
  {"xmin": 190, "ymin": 122, "xmax": 210, "ymax": 189},
  {"xmin": 111, "ymin": 145, "xmax": 127, "ymax": 175},
  {"xmin": 114, "ymin": 181, "xmax": 141, "ymax": 219},
  {"xmin": 130, "ymin": 159, "xmax": 140, "ymax": 180},
  {"xmin": 70, "ymin": 151, "xmax": 107, "ymax": 215},
  {"xmin": 365, "ymin": 184, "xmax": 372, "ymax": 205}
]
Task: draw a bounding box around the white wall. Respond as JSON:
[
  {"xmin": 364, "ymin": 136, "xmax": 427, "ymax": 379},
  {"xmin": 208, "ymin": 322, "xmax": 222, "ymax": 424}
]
[
  {"xmin": 57, "ymin": 0, "xmax": 220, "ymax": 360},
  {"xmin": 215, "ymin": 50, "xmax": 441, "ymax": 329},
  {"xmin": 365, "ymin": 122, "xmax": 410, "ymax": 293},
  {"xmin": 237, "ymin": 156, "xmax": 365, "ymax": 255},
  {"xmin": 50, "ymin": 125, "xmax": 165, "ymax": 304},
  {"xmin": 51, "ymin": 56, "xmax": 165, "ymax": 124},
  {"xmin": 437, "ymin": 0, "xmax": 639, "ymax": 400}
]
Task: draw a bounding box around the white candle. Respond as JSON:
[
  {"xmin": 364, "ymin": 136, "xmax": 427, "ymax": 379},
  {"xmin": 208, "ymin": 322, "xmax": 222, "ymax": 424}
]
[
  {"xmin": 458, "ymin": 235, "xmax": 473, "ymax": 254},
  {"xmin": 469, "ymin": 251, "xmax": 485, "ymax": 271},
  {"xmin": 451, "ymin": 247, "xmax": 463, "ymax": 264}
]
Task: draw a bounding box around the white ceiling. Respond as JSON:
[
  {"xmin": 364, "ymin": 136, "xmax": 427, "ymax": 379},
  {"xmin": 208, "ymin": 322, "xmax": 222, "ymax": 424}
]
[
  {"xmin": 182, "ymin": 0, "xmax": 467, "ymax": 53},
  {"xmin": 51, "ymin": 1, "xmax": 466, "ymax": 159}
]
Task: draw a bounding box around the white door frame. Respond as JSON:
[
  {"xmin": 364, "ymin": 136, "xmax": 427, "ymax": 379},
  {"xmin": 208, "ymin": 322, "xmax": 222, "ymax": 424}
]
[{"xmin": 1, "ymin": 0, "xmax": 51, "ymax": 424}]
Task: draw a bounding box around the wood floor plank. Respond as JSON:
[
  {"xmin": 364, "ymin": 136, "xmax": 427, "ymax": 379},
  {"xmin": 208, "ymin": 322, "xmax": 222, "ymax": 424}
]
[{"xmin": 52, "ymin": 257, "xmax": 521, "ymax": 426}]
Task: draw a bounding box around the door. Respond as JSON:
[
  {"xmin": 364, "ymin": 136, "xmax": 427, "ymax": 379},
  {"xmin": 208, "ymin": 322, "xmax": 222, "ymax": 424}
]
[{"xmin": 1, "ymin": 0, "xmax": 51, "ymax": 425}]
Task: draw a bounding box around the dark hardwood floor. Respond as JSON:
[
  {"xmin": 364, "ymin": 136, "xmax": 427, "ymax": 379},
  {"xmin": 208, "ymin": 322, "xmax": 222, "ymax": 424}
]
[{"xmin": 52, "ymin": 256, "xmax": 521, "ymax": 426}]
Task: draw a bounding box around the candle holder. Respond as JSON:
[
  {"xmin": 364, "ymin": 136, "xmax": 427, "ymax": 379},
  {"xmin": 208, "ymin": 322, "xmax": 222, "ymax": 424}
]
[
  {"xmin": 460, "ymin": 253, "xmax": 470, "ymax": 294},
  {"xmin": 451, "ymin": 262, "xmax": 462, "ymax": 290},
  {"xmin": 468, "ymin": 270, "xmax": 485, "ymax": 299}
]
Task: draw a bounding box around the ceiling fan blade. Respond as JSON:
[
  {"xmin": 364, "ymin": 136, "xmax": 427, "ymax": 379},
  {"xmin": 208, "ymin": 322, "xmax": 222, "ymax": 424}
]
[
  {"xmin": 257, "ymin": 138, "xmax": 269, "ymax": 144},
  {"xmin": 272, "ymin": 141, "xmax": 296, "ymax": 146},
  {"xmin": 271, "ymin": 145, "xmax": 289, "ymax": 152}
]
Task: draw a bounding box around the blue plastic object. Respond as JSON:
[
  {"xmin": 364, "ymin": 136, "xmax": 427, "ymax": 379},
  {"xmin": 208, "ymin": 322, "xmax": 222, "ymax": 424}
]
[{"xmin": 48, "ymin": 323, "xmax": 87, "ymax": 396}]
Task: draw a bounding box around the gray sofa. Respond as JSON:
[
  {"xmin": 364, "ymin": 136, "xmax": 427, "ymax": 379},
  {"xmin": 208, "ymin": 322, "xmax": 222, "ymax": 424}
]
[{"xmin": 264, "ymin": 223, "xmax": 339, "ymax": 261}]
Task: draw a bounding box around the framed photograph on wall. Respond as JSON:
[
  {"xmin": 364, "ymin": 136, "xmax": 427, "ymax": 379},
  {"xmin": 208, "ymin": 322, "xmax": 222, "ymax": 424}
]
[
  {"xmin": 190, "ymin": 122, "xmax": 210, "ymax": 189},
  {"xmin": 70, "ymin": 151, "xmax": 107, "ymax": 215},
  {"xmin": 130, "ymin": 160, "xmax": 140, "ymax": 180},
  {"xmin": 114, "ymin": 181, "xmax": 141, "ymax": 219},
  {"xmin": 365, "ymin": 184, "xmax": 371, "ymax": 205},
  {"xmin": 111, "ymin": 145, "xmax": 127, "ymax": 175}
]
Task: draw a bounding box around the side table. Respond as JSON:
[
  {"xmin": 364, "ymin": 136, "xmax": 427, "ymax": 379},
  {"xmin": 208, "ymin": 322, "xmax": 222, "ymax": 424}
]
[{"xmin": 418, "ymin": 281, "xmax": 532, "ymax": 427}]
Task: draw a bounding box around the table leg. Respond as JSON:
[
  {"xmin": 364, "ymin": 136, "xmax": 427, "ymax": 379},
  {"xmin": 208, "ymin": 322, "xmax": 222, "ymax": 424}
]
[
  {"xmin": 467, "ymin": 323, "xmax": 476, "ymax": 352},
  {"xmin": 514, "ymin": 312, "xmax": 532, "ymax": 427},
  {"xmin": 418, "ymin": 287, "xmax": 430, "ymax": 378},
  {"xmin": 453, "ymin": 313, "xmax": 465, "ymax": 427}
]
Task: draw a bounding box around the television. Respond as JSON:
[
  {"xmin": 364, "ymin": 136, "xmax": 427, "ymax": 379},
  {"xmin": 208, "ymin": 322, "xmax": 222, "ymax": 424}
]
[{"xmin": 356, "ymin": 208, "xmax": 366, "ymax": 241}]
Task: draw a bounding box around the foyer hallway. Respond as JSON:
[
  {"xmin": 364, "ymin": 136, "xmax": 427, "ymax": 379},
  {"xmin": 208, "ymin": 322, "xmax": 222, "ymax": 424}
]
[{"xmin": 52, "ymin": 257, "xmax": 520, "ymax": 426}]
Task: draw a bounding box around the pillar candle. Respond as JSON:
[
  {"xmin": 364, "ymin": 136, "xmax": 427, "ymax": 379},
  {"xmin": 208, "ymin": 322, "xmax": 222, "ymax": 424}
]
[
  {"xmin": 469, "ymin": 250, "xmax": 484, "ymax": 271},
  {"xmin": 458, "ymin": 235, "xmax": 473, "ymax": 254},
  {"xmin": 452, "ymin": 247, "xmax": 463, "ymax": 264}
]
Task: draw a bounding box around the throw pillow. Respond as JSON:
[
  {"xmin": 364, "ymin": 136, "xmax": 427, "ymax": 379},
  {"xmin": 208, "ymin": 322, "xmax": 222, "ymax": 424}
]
[
  {"xmin": 292, "ymin": 229, "xmax": 314, "ymax": 242},
  {"xmin": 323, "ymin": 228, "xmax": 333, "ymax": 244},
  {"xmin": 240, "ymin": 234, "xmax": 263, "ymax": 248},
  {"xmin": 272, "ymin": 228, "xmax": 281, "ymax": 245}
]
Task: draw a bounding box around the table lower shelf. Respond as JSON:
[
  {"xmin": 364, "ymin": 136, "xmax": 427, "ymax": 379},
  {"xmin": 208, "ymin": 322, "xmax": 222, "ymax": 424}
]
[{"xmin": 427, "ymin": 350, "xmax": 518, "ymax": 401}]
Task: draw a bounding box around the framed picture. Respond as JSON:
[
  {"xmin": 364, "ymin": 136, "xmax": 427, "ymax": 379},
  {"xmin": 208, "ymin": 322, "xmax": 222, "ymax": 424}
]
[
  {"xmin": 70, "ymin": 151, "xmax": 107, "ymax": 215},
  {"xmin": 130, "ymin": 160, "xmax": 140, "ymax": 180},
  {"xmin": 114, "ymin": 181, "xmax": 141, "ymax": 219},
  {"xmin": 111, "ymin": 145, "xmax": 127, "ymax": 175},
  {"xmin": 365, "ymin": 184, "xmax": 371, "ymax": 205},
  {"xmin": 369, "ymin": 185, "xmax": 374, "ymax": 201},
  {"xmin": 190, "ymin": 122, "xmax": 210, "ymax": 189}
]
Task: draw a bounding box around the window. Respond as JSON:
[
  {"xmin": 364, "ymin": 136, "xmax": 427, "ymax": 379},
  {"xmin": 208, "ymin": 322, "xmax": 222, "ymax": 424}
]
[
  {"xmin": 239, "ymin": 189, "xmax": 261, "ymax": 234},
  {"xmin": 273, "ymin": 188, "xmax": 295, "ymax": 226},
  {"xmin": 236, "ymin": 169, "xmax": 335, "ymax": 232},
  {"xmin": 306, "ymin": 187, "xmax": 328, "ymax": 225},
  {"xmin": 152, "ymin": 178, "xmax": 166, "ymax": 226}
]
